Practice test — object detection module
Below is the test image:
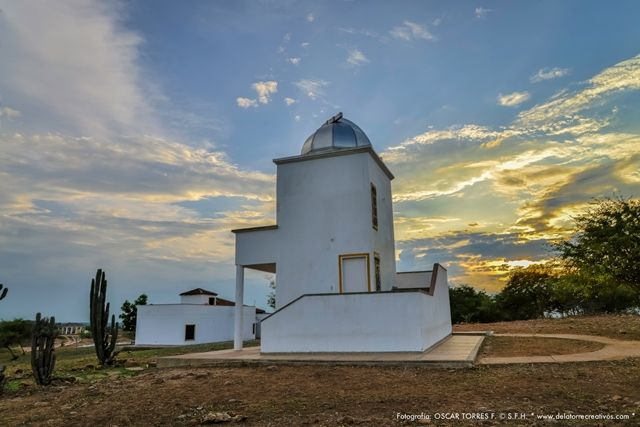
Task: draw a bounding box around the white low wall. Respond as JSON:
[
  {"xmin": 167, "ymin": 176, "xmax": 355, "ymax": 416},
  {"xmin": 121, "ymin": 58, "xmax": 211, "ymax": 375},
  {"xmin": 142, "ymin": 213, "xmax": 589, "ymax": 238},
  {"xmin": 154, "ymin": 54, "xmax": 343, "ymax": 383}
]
[
  {"xmin": 261, "ymin": 268, "xmax": 451, "ymax": 353},
  {"xmin": 135, "ymin": 305, "xmax": 256, "ymax": 346},
  {"xmin": 395, "ymin": 271, "xmax": 432, "ymax": 289}
]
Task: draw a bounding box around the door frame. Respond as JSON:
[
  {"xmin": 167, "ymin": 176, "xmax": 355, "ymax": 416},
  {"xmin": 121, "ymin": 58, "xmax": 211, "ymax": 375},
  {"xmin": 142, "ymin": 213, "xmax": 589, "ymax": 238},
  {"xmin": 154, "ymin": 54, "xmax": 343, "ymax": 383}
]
[{"xmin": 338, "ymin": 252, "xmax": 371, "ymax": 293}]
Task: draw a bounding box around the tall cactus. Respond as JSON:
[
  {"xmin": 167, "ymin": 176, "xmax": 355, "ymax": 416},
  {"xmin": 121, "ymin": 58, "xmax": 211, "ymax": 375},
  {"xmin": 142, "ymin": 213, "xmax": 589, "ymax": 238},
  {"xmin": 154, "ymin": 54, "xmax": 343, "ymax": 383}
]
[
  {"xmin": 90, "ymin": 269, "xmax": 119, "ymax": 365},
  {"xmin": 31, "ymin": 313, "xmax": 57, "ymax": 386},
  {"xmin": 0, "ymin": 284, "xmax": 6, "ymax": 393}
]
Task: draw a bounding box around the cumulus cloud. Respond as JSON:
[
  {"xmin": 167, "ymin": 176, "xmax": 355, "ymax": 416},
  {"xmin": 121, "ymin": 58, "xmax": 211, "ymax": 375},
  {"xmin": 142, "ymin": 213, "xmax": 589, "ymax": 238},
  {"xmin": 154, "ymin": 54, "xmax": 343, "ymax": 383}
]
[
  {"xmin": 306, "ymin": 13, "xmax": 315, "ymax": 23},
  {"xmin": 284, "ymin": 97, "xmax": 296, "ymax": 106},
  {"xmin": 497, "ymin": 91, "xmax": 531, "ymax": 107},
  {"xmin": 530, "ymin": 67, "xmax": 570, "ymax": 83},
  {"xmin": 251, "ymin": 81, "xmax": 278, "ymax": 104},
  {"xmin": 236, "ymin": 97, "xmax": 258, "ymax": 108},
  {"xmin": 0, "ymin": 1, "xmax": 278, "ymax": 320},
  {"xmin": 294, "ymin": 79, "xmax": 329, "ymax": 100},
  {"xmin": 287, "ymin": 57, "xmax": 301, "ymax": 65},
  {"xmin": 0, "ymin": 106, "xmax": 21, "ymax": 119},
  {"xmin": 475, "ymin": 7, "xmax": 491, "ymax": 18},
  {"xmin": 390, "ymin": 21, "xmax": 434, "ymax": 41},
  {"xmin": 346, "ymin": 48, "xmax": 369, "ymax": 67}
]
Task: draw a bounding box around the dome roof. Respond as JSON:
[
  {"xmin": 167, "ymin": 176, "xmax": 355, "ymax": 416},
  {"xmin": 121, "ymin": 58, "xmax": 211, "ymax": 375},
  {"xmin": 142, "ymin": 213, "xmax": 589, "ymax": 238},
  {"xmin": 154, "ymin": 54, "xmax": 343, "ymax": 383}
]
[{"xmin": 301, "ymin": 112, "xmax": 371, "ymax": 155}]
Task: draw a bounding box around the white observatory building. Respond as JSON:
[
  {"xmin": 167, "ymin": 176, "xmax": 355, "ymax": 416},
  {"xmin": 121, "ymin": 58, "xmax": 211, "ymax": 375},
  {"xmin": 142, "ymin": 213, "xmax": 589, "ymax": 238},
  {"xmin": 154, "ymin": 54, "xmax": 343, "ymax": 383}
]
[{"xmin": 232, "ymin": 113, "xmax": 452, "ymax": 353}]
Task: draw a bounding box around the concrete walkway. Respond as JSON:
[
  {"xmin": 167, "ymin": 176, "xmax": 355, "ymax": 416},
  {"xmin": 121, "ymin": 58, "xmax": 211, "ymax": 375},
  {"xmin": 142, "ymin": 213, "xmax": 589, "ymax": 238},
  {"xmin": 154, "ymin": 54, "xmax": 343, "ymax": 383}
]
[
  {"xmin": 158, "ymin": 334, "xmax": 485, "ymax": 368},
  {"xmin": 479, "ymin": 333, "xmax": 640, "ymax": 365}
]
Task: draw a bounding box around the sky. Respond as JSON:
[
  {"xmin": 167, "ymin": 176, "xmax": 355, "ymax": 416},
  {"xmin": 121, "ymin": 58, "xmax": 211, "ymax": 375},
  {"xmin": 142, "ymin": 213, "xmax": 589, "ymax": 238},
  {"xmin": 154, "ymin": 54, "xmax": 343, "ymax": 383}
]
[{"xmin": 0, "ymin": 0, "xmax": 639, "ymax": 321}]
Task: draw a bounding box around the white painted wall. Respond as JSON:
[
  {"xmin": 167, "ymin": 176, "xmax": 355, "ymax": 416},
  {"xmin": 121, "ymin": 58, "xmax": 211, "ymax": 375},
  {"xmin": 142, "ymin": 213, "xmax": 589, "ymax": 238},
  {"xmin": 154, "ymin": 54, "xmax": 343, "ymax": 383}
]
[
  {"xmin": 396, "ymin": 271, "xmax": 432, "ymax": 289},
  {"xmin": 135, "ymin": 305, "xmax": 256, "ymax": 346},
  {"xmin": 235, "ymin": 149, "xmax": 396, "ymax": 309},
  {"xmin": 367, "ymin": 154, "xmax": 396, "ymax": 291},
  {"xmin": 261, "ymin": 268, "xmax": 452, "ymax": 353}
]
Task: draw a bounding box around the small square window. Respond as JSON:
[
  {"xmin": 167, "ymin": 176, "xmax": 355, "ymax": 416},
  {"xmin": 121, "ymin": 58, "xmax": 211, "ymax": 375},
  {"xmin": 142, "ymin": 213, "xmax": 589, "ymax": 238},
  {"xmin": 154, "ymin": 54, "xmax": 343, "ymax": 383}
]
[{"xmin": 185, "ymin": 324, "xmax": 196, "ymax": 341}]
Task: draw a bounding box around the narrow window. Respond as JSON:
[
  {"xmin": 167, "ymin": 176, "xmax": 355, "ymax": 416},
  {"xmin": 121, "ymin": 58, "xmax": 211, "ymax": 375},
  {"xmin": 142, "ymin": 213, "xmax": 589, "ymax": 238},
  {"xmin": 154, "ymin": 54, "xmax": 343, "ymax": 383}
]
[
  {"xmin": 208, "ymin": 297, "xmax": 215, "ymax": 305},
  {"xmin": 371, "ymin": 183, "xmax": 378, "ymax": 230},
  {"xmin": 252, "ymin": 323, "xmax": 256, "ymax": 334},
  {"xmin": 185, "ymin": 324, "xmax": 196, "ymax": 341},
  {"xmin": 374, "ymin": 254, "xmax": 382, "ymax": 292}
]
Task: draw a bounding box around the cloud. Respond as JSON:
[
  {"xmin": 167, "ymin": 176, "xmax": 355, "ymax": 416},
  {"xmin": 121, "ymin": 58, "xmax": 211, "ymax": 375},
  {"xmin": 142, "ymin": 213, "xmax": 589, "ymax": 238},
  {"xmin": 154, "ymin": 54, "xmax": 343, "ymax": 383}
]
[
  {"xmin": 294, "ymin": 79, "xmax": 329, "ymax": 100},
  {"xmin": 346, "ymin": 48, "xmax": 369, "ymax": 67},
  {"xmin": 338, "ymin": 27, "xmax": 386, "ymax": 42},
  {"xmin": 475, "ymin": 7, "xmax": 491, "ymax": 18},
  {"xmin": 530, "ymin": 67, "xmax": 570, "ymax": 83},
  {"xmin": 0, "ymin": 1, "xmax": 279, "ymax": 319},
  {"xmin": 0, "ymin": 107, "xmax": 21, "ymax": 119},
  {"xmin": 236, "ymin": 97, "xmax": 258, "ymax": 108},
  {"xmin": 0, "ymin": 1, "xmax": 155, "ymax": 137},
  {"xmin": 518, "ymin": 55, "xmax": 640, "ymax": 125},
  {"xmin": 251, "ymin": 81, "xmax": 278, "ymax": 104},
  {"xmin": 383, "ymin": 54, "xmax": 640, "ymax": 289},
  {"xmin": 301, "ymin": 42, "xmax": 310, "ymax": 48},
  {"xmin": 284, "ymin": 97, "xmax": 296, "ymax": 106},
  {"xmin": 306, "ymin": 13, "xmax": 315, "ymax": 23},
  {"xmin": 287, "ymin": 57, "xmax": 301, "ymax": 65},
  {"xmin": 497, "ymin": 91, "xmax": 531, "ymax": 107},
  {"xmin": 390, "ymin": 21, "xmax": 434, "ymax": 41}
]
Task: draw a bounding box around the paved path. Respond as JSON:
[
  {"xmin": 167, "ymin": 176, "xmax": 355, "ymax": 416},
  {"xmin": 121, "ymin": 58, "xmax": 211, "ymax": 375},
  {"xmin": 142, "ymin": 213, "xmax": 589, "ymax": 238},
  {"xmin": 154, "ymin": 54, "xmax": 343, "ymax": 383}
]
[
  {"xmin": 479, "ymin": 333, "xmax": 640, "ymax": 365},
  {"xmin": 158, "ymin": 334, "xmax": 485, "ymax": 368}
]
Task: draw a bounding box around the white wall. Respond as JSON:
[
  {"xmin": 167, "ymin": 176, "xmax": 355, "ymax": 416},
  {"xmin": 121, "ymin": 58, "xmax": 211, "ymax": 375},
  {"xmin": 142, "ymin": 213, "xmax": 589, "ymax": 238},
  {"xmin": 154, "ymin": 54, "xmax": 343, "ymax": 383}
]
[
  {"xmin": 261, "ymin": 281, "xmax": 452, "ymax": 353},
  {"xmin": 135, "ymin": 305, "xmax": 256, "ymax": 346},
  {"xmin": 235, "ymin": 149, "xmax": 396, "ymax": 310},
  {"xmin": 396, "ymin": 271, "xmax": 432, "ymax": 289},
  {"xmin": 368, "ymin": 154, "xmax": 396, "ymax": 291}
]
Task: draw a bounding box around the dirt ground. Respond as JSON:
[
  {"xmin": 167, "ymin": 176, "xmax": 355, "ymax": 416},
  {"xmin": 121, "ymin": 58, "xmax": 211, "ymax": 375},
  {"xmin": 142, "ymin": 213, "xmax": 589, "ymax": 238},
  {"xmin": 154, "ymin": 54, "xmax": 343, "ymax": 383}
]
[
  {"xmin": 2, "ymin": 361, "xmax": 639, "ymax": 426},
  {"xmin": 1, "ymin": 315, "xmax": 639, "ymax": 426},
  {"xmin": 454, "ymin": 313, "xmax": 640, "ymax": 340},
  {"xmin": 478, "ymin": 336, "xmax": 604, "ymax": 358}
]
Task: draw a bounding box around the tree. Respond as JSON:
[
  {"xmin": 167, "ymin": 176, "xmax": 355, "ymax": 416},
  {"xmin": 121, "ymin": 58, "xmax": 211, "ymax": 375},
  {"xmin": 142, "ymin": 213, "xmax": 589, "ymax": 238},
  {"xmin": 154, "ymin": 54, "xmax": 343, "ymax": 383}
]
[
  {"xmin": 555, "ymin": 197, "xmax": 640, "ymax": 291},
  {"xmin": 119, "ymin": 294, "xmax": 148, "ymax": 332},
  {"xmin": 0, "ymin": 319, "xmax": 32, "ymax": 360},
  {"xmin": 267, "ymin": 278, "xmax": 276, "ymax": 310},
  {"xmin": 449, "ymin": 285, "xmax": 502, "ymax": 324},
  {"xmin": 497, "ymin": 265, "xmax": 557, "ymax": 320},
  {"xmin": 0, "ymin": 283, "xmax": 7, "ymax": 301}
]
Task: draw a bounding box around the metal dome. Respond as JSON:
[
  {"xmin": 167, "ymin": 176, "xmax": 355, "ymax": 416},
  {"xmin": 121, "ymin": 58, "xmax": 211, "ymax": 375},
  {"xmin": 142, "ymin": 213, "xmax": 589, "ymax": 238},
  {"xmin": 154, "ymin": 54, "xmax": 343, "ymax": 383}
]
[{"xmin": 301, "ymin": 112, "xmax": 371, "ymax": 155}]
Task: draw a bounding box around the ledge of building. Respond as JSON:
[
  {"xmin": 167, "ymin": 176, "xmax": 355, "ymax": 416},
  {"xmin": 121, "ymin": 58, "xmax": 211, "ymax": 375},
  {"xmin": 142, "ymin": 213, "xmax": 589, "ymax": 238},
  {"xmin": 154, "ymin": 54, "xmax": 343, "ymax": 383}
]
[
  {"xmin": 273, "ymin": 146, "xmax": 394, "ymax": 180},
  {"xmin": 231, "ymin": 224, "xmax": 278, "ymax": 234}
]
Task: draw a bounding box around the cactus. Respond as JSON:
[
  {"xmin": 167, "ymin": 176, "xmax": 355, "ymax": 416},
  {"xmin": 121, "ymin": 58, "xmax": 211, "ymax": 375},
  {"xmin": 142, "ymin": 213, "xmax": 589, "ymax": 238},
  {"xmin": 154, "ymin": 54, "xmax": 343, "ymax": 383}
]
[
  {"xmin": 0, "ymin": 283, "xmax": 7, "ymax": 393},
  {"xmin": 31, "ymin": 313, "xmax": 57, "ymax": 386},
  {"xmin": 90, "ymin": 269, "xmax": 119, "ymax": 365},
  {"xmin": 0, "ymin": 365, "xmax": 5, "ymax": 394}
]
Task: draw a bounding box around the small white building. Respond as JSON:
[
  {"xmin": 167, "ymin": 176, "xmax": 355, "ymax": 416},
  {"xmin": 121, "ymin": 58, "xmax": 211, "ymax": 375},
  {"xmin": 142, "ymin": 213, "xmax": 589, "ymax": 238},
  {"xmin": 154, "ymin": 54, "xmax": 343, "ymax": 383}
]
[
  {"xmin": 232, "ymin": 113, "xmax": 452, "ymax": 353},
  {"xmin": 135, "ymin": 288, "xmax": 259, "ymax": 346}
]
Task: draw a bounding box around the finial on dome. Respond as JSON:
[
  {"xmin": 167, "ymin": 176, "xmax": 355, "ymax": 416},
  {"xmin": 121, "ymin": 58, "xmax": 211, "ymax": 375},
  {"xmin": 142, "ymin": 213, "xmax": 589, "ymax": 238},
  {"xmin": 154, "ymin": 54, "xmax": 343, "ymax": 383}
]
[{"xmin": 324, "ymin": 112, "xmax": 343, "ymax": 125}]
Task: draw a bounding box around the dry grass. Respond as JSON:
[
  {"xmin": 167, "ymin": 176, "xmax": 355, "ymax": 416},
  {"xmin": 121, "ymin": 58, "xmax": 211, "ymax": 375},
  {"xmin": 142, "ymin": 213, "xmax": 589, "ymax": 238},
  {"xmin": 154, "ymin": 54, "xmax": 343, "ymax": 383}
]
[{"xmin": 454, "ymin": 313, "xmax": 640, "ymax": 340}]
